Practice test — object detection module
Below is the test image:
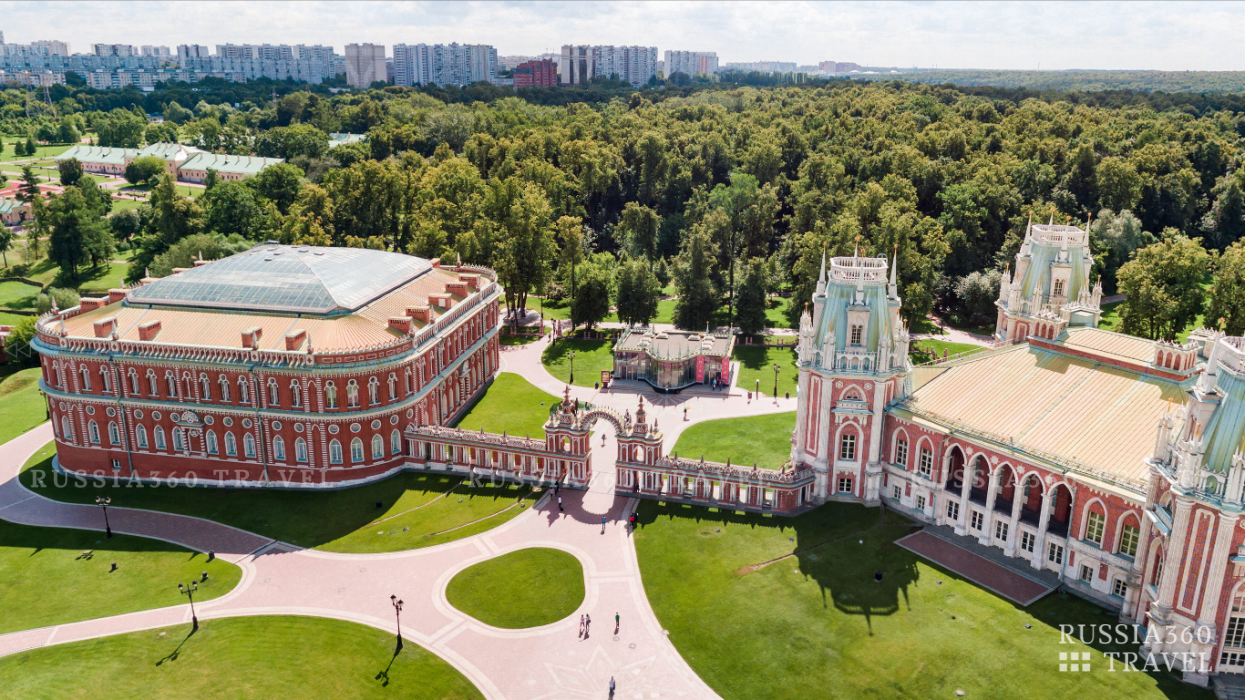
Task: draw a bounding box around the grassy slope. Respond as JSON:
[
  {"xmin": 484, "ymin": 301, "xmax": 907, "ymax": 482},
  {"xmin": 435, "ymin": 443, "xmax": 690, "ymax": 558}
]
[
  {"xmin": 672, "ymin": 412, "xmax": 796, "ymax": 470},
  {"xmin": 0, "ymin": 518, "xmax": 239, "ymax": 636},
  {"xmin": 0, "ymin": 616, "xmax": 484, "ymax": 700},
  {"xmin": 733, "ymin": 345, "xmax": 799, "ymax": 398},
  {"xmin": 541, "ymin": 339, "xmax": 615, "ymax": 388},
  {"xmin": 635, "ymin": 500, "xmax": 1209, "ymax": 700},
  {"xmin": 909, "ymin": 338, "xmax": 985, "ymax": 364},
  {"xmin": 446, "ymin": 548, "xmax": 584, "ymax": 628},
  {"xmin": 454, "ymin": 372, "xmax": 558, "ymax": 438},
  {"xmin": 0, "ymin": 367, "xmax": 49, "ymax": 445}
]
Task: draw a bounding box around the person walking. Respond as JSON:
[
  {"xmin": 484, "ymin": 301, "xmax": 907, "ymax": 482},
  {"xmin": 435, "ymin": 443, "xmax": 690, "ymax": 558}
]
[
  {"xmin": 614, "ymin": 612, "xmax": 620, "ymax": 632},
  {"xmin": 609, "ymin": 676, "xmax": 616, "ymax": 698},
  {"xmin": 585, "ymin": 614, "xmax": 591, "ymax": 635},
  {"xmin": 558, "ymin": 496, "xmax": 563, "ymax": 512},
  {"xmin": 579, "ymin": 614, "xmax": 585, "ymax": 638},
  {"xmin": 601, "ymin": 515, "xmax": 607, "ymax": 533}
]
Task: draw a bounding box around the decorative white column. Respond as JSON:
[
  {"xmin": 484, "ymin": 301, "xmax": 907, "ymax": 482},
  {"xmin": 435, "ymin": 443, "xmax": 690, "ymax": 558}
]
[
  {"xmin": 979, "ymin": 468, "xmax": 1001, "ymax": 546},
  {"xmin": 1004, "ymin": 487, "xmax": 1025, "ymax": 557},
  {"xmin": 1030, "ymin": 490, "xmax": 1051, "ymax": 570},
  {"xmin": 1196, "ymin": 513, "xmax": 1239, "ymax": 629},
  {"xmin": 955, "ymin": 455, "xmax": 974, "ymax": 536}
]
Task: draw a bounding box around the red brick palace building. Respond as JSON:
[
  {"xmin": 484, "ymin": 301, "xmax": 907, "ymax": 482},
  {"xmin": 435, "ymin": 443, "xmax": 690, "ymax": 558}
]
[
  {"xmin": 792, "ymin": 222, "xmax": 1245, "ymax": 686},
  {"xmin": 33, "ymin": 244, "xmax": 500, "ymax": 488}
]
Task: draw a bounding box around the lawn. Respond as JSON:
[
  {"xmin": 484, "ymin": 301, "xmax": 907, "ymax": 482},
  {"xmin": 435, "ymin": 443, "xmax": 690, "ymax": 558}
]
[
  {"xmin": 454, "ymin": 372, "xmax": 558, "ymax": 438},
  {"xmin": 909, "ymin": 338, "xmax": 985, "ymax": 364},
  {"xmin": 634, "ymin": 500, "xmax": 1209, "ymax": 700},
  {"xmin": 604, "ymin": 299, "xmax": 677, "ymax": 325},
  {"xmin": 733, "ymin": 345, "xmax": 799, "ymax": 397},
  {"xmin": 499, "ymin": 333, "xmax": 541, "ymax": 346},
  {"xmin": 0, "ymin": 517, "xmax": 240, "ymax": 636},
  {"xmin": 671, "ymin": 412, "xmax": 795, "ymax": 470},
  {"xmin": 542, "ymin": 338, "xmax": 615, "ymax": 388},
  {"xmin": 76, "ymin": 261, "xmax": 131, "ymax": 294},
  {"xmin": 446, "ymin": 548, "xmax": 584, "ymax": 628},
  {"xmin": 0, "ymin": 367, "xmax": 50, "ymax": 445},
  {"xmin": 0, "ymin": 141, "xmax": 71, "ymax": 162},
  {"xmin": 0, "ymin": 279, "xmax": 41, "ymax": 310},
  {"xmin": 0, "ymin": 616, "xmax": 484, "ymax": 700},
  {"xmin": 20, "ymin": 443, "xmax": 528, "ymax": 554},
  {"xmin": 1100, "ymin": 300, "xmax": 1123, "ymax": 332},
  {"xmin": 109, "ymin": 197, "xmax": 147, "ymax": 212}
]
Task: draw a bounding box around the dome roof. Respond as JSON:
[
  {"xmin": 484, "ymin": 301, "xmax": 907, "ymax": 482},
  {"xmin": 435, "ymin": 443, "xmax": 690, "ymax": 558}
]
[{"xmin": 128, "ymin": 244, "xmax": 433, "ymax": 315}]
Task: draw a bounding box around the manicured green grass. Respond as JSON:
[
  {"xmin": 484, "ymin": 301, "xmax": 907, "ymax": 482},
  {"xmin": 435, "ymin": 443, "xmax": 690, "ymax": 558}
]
[
  {"xmin": 909, "ymin": 338, "xmax": 985, "ymax": 364},
  {"xmin": 454, "ymin": 372, "xmax": 558, "ymax": 438},
  {"xmin": 764, "ymin": 296, "xmax": 793, "ymax": 329},
  {"xmin": 672, "ymin": 412, "xmax": 795, "ymax": 470},
  {"xmin": 542, "ymin": 338, "xmax": 615, "ymax": 388},
  {"xmin": 0, "ymin": 279, "xmax": 41, "ymax": 310},
  {"xmin": 76, "ymin": 261, "xmax": 131, "ymax": 294},
  {"xmin": 0, "ymin": 517, "xmax": 240, "ymax": 636},
  {"xmin": 0, "ymin": 142, "xmax": 71, "ymax": 162},
  {"xmin": 20, "ymin": 443, "xmax": 527, "ymax": 553},
  {"xmin": 0, "ymin": 367, "xmax": 49, "ymax": 445},
  {"xmin": 733, "ymin": 344, "xmax": 798, "ymax": 397},
  {"xmin": 108, "ymin": 197, "xmax": 146, "ymax": 212},
  {"xmin": 499, "ymin": 332, "xmax": 541, "ymax": 346},
  {"xmin": 635, "ymin": 500, "xmax": 1209, "ymax": 700},
  {"xmin": 0, "ymin": 616, "xmax": 485, "ymax": 700},
  {"xmin": 604, "ymin": 298, "xmax": 677, "ymax": 325},
  {"xmin": 446, "ymin": 548, "xmax": 584, "ymax": 628},
  {"xmin": 0, "ymin": 310, "xmax": 34, "ymax": 325}
]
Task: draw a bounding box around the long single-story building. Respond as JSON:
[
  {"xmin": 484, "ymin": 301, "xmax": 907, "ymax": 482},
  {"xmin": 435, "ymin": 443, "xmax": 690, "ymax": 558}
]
[{"xmin": 55, "ymin": 143, "xmax": 283, "ymax": 183}]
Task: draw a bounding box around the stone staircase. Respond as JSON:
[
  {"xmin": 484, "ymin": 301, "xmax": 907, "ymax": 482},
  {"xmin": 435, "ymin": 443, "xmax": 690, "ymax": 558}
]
[{"xmin": 1216, "ymin": 673, "xmax": 1245, "ymax": 700}]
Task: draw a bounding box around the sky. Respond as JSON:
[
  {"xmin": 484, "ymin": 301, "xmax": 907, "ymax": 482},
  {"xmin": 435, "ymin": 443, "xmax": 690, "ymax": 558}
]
[{"xmin": 5, "ymin": 1, "xmax": 1244, "ymax": 71}]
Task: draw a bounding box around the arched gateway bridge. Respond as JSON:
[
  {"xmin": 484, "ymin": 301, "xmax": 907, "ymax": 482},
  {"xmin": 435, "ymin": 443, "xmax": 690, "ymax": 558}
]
[{"xmin": 406, "ymin": 387, "xmax": 818, "ymax": 515}]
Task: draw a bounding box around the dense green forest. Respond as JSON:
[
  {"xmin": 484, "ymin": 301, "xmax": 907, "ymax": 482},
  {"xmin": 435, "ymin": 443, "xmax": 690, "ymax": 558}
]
[
  {"xmin": 27, "ymin": 77, "xmax": 1245, "ymax": 340},
  {"xmin": 865, "ymin": 70, "xmax": 1245, "ymax": 95}
]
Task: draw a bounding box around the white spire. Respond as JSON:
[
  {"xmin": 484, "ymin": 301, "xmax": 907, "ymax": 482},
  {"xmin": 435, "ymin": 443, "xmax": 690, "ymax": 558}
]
[{"xmin": 815, "ymin": 250, "xmax": 827, "ymax": 295}]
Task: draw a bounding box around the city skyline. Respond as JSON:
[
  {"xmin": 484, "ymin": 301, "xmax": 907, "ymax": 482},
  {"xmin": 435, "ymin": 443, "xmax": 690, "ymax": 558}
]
[{"xmin": 4, "ymin": 0, "xmax": 1244, "ymax": 72}]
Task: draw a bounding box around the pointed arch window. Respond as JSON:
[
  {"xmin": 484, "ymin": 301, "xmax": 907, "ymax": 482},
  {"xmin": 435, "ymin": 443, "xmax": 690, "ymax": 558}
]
[
  {"xmin": 272, "ymin": 436, "xmax": 286, "ymax": 461},
  {"xmin": 172, "ymin": 428, "xmax": 185, "ymax": 452},
  {"xmin": 107, "ymin": 421, "xmax": 120, "ymax": 445},
  {"xmin": 165, "ymin": 371, "xmax": 178, "ymax": 398},
  {"xmin": 350, "ymin": 437, "xmax": 364, "ymax": 463},
  {"xmin": 368, "ymin": 377, "xmax": 380, "ymax": 405},
  {"xmin": 99, "ymin": 367, "xmax": 111, "ymax": 393},
  {"xmin": 135, "ymin": 424, "xmax": 148, "ymax": 448},
  {"xmin": 128, "ymin": 368, "xmax": 140, "ymax": 395},
  {"xmin": 224, "ymin": 431, "xmax": 237, "ymax": 457},
  {"xmin": 325, "ymin": 382, "xmax": 338, "ymax": 410},
  {"xmin": 267, "ymin": 379, "xmax": 279, "ymax": 406},
  {"xmin": 387, "ymin": 374, "xmax": 397, "ymax": 400},
  {"xmin": 290, "ymin": 381, "xmax": 303, "ymax": 408},
  {"xmin": 371, "ymin": 434, "xmax": 383, "ymax": 460},
  {"xmin": 391, "ymin": 429, "xmax": 402, "ymax": 455},
  {"xmin": 200, "ymin": 374, "xmax": 211, "ymax": 401},
  {"xmin": 79, "ymin": 366, "xmax": 91, "ymax": 391},
  {"xmin": 346, "ymin": 380, "xmax": 360, "ymax": 408},
  {"xmin": 147, "ymin": 370, "xmax": 158, "ymax": 396},
  {"xmin": 295, "ymin": 437, "xmax": 308, "ymax": 463},
  {"xmin": 206, "ymin": 429, "xmax": 218, "ymax": 454},
  {"xmin": 219, "ymin": 376, "xmax": 231, "ymax": 402},
  {"xmin": 244, "ymin": 433, "xmax": 256, "ymax": 459},
  {"xmin": 237, "ymin": 378, "xmax": 250, "ymax": 404},
  {"xmin": 329, "ymin": 439, "xmax": 343, "ymax": 464},
  {"xmin": 154, "ymin": 426, "xmax": 166, "ymax": 450},
  {"xmin": 87, "ymin": 420, "xmax": 100, "ymax": 444}
]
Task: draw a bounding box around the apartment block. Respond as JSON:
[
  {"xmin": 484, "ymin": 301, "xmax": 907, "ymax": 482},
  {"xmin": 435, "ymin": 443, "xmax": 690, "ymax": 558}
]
[
  {"xmin": 560, "ymin": 45, "xmax": 656, "ymax": 86},
  {"xmin": 392, "ymin": 43, "xmax": 497, "ymax": 87},
  {"xmin": 664, "ymin": 50, "xmax": 718, "ymax": 77},
  {"xmin": 513, "ymin": 58, "xmax": 558, "ymax": 88},
  {"xmin": 345, "ymin": 43, "xmax": 387, "ymax": 88}
]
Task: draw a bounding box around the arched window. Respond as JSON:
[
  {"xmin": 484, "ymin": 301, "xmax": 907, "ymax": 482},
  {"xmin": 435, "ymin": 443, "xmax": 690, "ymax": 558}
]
[
  {"xmin": 387, "ymin": 374, "xmax": 397, "ymax": 400},
  {"xmin": 147, "ymin": 370, "xmax": 158, "ymax": 395},
  {"xmin": 200, "ymin": 374, "xmax": 211, "ymax": 401},
  {"xmin": 295, "ymin": 437, "xmax": 308, "ymax": 463},
  {"xmin": 206, "ymin": 429, "xmax": 218, "ymax": 454},
  {"xmin": 325, "ymin": 382, "xmax": 338, "ymax": 409},
  {"xmin": 405, "ymin": 369, "xmax": 413, "ymax": 394},
  {"xmin": 182, "ymin": 375, "xmax": 194, "ymax": 399},
  {"xmin": 219, "ymin": 376, "xmax": 231, "ymax": 402},
  {"xmin": 368, "ymin": 377, "xmax": 380, "ymax": 404},
  {"xmin": 329, "ymin": 439, "xmax": 343, "ymax": 464},
  {"xmin": 391, "ymin": 429, "xmax": 401, "ymax": 455},
  {"xmin": 895, "ymin": 437, "xmax": 909, "ymax": 467},
  {"xmin": 172, "ymin": 428, "xmax": 185, "ymax": 452},
  {"xmin": 54, "ymin": 363, "xmax": 64, "ymax": 387},
  {"xmin": 237, "ymin": 378, "xmax": 250, "ymax": 404},
  {"xmin": 107, "ymin": 421, "xmax": 119, "ymax": 445},
  {"xmin": 347, "ymin": 380, "xmax": 360, "ymax": 408},
  {"xmin": 267, "ymin": 379, "xmax": 279, "ymax": 406},
  {"xmin": 88, "ymin": 420, "xmax": 100, "ymax": 444},
  {"xmin": 79, "ymin": 366, "xmax": 91, "ymax": 391},
  {"xmin": 291, "ymin": 381, "xmax": 303, "ymax": 408},
  {"xmin": 224, "ymin": 431, "xmax": 237, "ymax": 456},
  {"xmin": 128, "ymin": 368, "xmax": 139, "ymax": 394},
  {"xmin": 165, "ymin": 371, "xmax": 178, "ymax": 398},
  {"xmin": 350, "ymin": 437, "xmax": 364, "ymax": 463},
  {"xmin": 135, "ymin": 424, "xmax": 147, "ymax": 448},
  {"xmin": 154, "ymin": 426, "xmax": 166, "ymax": 450},
  {"xmin": 371, "ymin": 434, "xmax": 383, "ymax": 460},
  {"xmin": 272, "ymin": 436, "xmax": 286, "ymax": 461},
  {"xmin": 839, "ymin": 432, "xmax": 857, "ymax": 461},
  {"xmin": 244, "ymin": 433, "xmax": 256, "ymax": 459},
  {"xmin": 99, "ymin": 367, "xmax": 111, "ymax": 393}
]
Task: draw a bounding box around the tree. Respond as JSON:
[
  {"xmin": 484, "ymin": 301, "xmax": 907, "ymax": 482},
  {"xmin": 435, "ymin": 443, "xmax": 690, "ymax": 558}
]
[
  {"xmin": 17, "ymin": 167, "xmax": 40, "ymax": 203},
  {"xmin": 672, "ymin": 225, "xmax": 718, "ymax": 331},
  {"xmin": 254, "ymin": 124, "xmax": 329, "ymax": 160},
  {"xmin": 0, "ymin": 225, "xmax": 12, "ymax": 268},
  {"xmin": 24, "ymin": 135, "xmax": 37, "ymax": 157},
  {"xmin": 43, "ymin": 186, "xmax": 114, "ymax": 279},
  {"xmin": 1117, "ymin": 234, "xmax": 1211, "ymax": 340},
  {"xmin": 124, "ymin": 156, "xmax": 166, "ymax": 185},
  {"xmin": 203, "ymin": 169, "xmax": 218, "ymax": 192},
  {"xmin": 56, "ymin": 121, "xmax": 81, "ymax": 145},
  {"xmin": 250, "ymin": 162, "xmax": 304, "ymax": 215},
  {"xmin": 144, "ymin": 121, "xmax": 178, "ymax": 144},
  {"xmin": 35, "ymin": 288, "xmax": 79, "ymax": 315},
  {"xmin": 953, "ymin": 269, "xmax": 1002, "ymax": 327},
  {"xmin": 162, "ymin": 101, "xmax": 194, "ymax": 125},
  {"xmin": 126, "ymin": 174, "xmax": 205, "ymax": 282},
  {"xmin": 94, "ymin": 109, "xmax": 147, "ymax": 148},
  {"xmin": 735, "ymin": 258, "xmax": 769, "ymax": 336},
  {"xmin": 1208, "ymin": 240, "xmax": 1245, "ymax": 336},
  {"xmin": 616, "ymin": 202, "xmax": 661, "ymax": 266},
  {"xmin": 494, "ymin": 183, "xmax": 556, "ymax": 317},
  {"xmin": 109, "ymin": 207, "xmax": 145, "ymax": 242},
  {"xmin": 1090, "ymin": 209, "xmax": 1154, "ymax": 294},
  {"xmin": 57, "ymin": 157, "xmax": 84, "ymax": 187},
  {"xmin": 149, "ymin": 233, "xmax": 252, "ymax": 277},
  {"xmin": 554, "ymin": 216, "xmax": 586, "ymax": 323},
  {"xmin": 570, "ymin": 254, "xmax": 612, "ymax": 329},
  {"xmin": 203, "ymin": 180, "xmax": 271, "ymax": 238},
  {"xmin": 4, "ymin": 317, "xmax": 37, "ymax": 366},
  {"xmin": 614, "ymin": 258, "xmax": 660, "ymax": 326},
  {"xmin": 1202, "ymin": 174, "xmax": 1245, "ymax": 251}
]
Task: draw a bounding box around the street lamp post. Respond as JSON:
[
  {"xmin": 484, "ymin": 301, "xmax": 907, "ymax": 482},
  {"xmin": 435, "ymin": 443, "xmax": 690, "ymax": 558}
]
[
  {"xmin": 569, "ymin": 351, "xmax": 577, "ymax": 385},
  {"xmin": 390, "ymin": 594, "xmax": 405, "ymax": 651},
  {"xmin": 178, "ymin": 581, "xmax": 199, "ymax": 631},
  {"xmin": 95, "ymin": 496, "xmax": 112, "ymax": 538},
  {"xmin": 773, "ymin": 363, "xmax": 781, "ymax": 399}
]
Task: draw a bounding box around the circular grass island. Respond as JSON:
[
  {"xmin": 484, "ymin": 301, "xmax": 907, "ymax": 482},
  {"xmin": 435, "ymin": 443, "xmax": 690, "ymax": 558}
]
[{"xmin": 446, "ymin": 547, "xmax": 584, "ymax": 628}]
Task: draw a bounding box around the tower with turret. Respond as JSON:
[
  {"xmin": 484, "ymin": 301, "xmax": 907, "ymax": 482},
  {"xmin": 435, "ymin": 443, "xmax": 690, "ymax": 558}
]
[
  {"xmin": 995, "ymin": 217, "xmax": 1102, "ymax": 343},
  {"xmin": 792, "ymin": 250, "xmax": 909, "ymax": 505}
]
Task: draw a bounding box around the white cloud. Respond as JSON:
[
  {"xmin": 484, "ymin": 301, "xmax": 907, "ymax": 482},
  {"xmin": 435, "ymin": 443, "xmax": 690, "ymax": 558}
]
[{"xmin": 11, "ymin": 1, "xmax": 1245, "ymax": 70}]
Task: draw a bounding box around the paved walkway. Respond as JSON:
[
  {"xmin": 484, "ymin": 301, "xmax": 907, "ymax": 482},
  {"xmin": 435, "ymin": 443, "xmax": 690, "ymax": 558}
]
[{"xmin": 0, "ymin": 339, "xmax": 798, "ymax": 699}]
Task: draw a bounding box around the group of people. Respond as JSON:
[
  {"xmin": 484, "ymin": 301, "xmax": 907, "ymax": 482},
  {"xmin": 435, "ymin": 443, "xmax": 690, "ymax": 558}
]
[{"xmin": 578, "ymin": 614, "xmax": 620, "ymax": 697}]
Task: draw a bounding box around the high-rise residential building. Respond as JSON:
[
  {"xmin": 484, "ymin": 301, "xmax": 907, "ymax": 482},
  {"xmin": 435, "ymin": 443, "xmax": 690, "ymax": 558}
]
[
  {"xmin": 664, "ymin": 50, "xmax": 718, "ymax": 77},
  {"xmin": 560, "ymin": 45, "xmax": 656, "ymax": 86},
  {"xmin": 93, "ymin": 43, "xmax": 137, "ymax": 57},
  {"xmin": 31, "ymin": 40, "xmax": 70, "ymax": 56},
  {"xmin": 513, "ymin": 58, "xmax": 558, "ymax": 88},
  {"xmin": 140, "ymin": 45, "xmax": 172, "ymax": 58},
  {"xmin": 344, "ymin": 43, "xmax": 386, "ymax": 88},
  {"xmin": 177, "ymin": 44, "xmax": 211, "ymax": 60},
  {"xmin": 392, "ymin": 43, "xmax": 497, "ymax": 87},
  {"xmin": 835, "ymin": 62, "xmax": 862, "ymax": 73}
]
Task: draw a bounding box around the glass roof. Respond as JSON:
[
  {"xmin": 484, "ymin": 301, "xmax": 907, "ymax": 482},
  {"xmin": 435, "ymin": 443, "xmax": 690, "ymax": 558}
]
[{"xmin": 129, "ymin": 245, "xmax": 433, "ymax": 315}]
